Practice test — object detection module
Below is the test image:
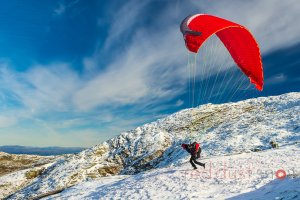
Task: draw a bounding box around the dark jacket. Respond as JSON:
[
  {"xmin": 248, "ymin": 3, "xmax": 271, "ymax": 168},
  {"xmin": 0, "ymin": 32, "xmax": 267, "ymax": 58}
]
[{"xmin": 182, "ymin": 142, "xmax": 201, "ymax": 157}]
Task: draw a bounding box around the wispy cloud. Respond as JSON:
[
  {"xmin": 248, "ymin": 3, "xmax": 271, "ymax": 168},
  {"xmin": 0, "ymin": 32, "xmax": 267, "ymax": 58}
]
[
  {"xmin": 79, "ymin": 21, "xmax": 188, "ymax": 111},
  {"xmin": 53, "ymin": 0, "xmax": 81, "ymax": 16},
  {"xmin": 1, "ymin": 63, "xmax": 80, "ymax": 112},
  {"xmin": 1, "ymin": 0, "xmax": 299, "ymax": 146},
  {"xmin": 266, "ymin": 73, "xmax": 287, "ymax": 85},
  {"xmin": 79, "ymin": 0, "xmax": 300, "ymax": 111},
  {"xmin": 102, "ymin": 0, "xmax": 150, "ymax": 51},
  {"xmin": 190, "ymin": 0, "xmax": 300, "ymax": 53},
  {"xmin": 175, "ymin": 99, "xmax": 184, "ymax": 107},
  {"xmin": 53, "ymin": 3, "xmax": 66, "ymax": 16}
]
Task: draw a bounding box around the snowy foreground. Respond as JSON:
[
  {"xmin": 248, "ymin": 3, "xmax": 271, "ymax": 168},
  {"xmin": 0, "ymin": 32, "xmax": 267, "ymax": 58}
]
[
  {"xmin": 2, "ymin": 92, "xmax": 299, "ymax": 199},
  {"xmin": 47, "ymin": 144, "xmax": 300, "ymax": 200}
]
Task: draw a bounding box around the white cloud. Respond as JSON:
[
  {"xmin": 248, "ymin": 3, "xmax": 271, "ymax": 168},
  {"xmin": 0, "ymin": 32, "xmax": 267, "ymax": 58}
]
[
  {"xmin": 77, "ymin": 25, "xmax": 188, "ymax": 110},
  {"xmin": 103, "ymin": 0, "xmax": 150, "ymax": 50},
  {"xmin": 175, "ymin": 99, "xmax": 184, "ymax": 107},
  {"xmin": 53, "ymin": 3, "xmax": 66, "ymax": 16},
  {"xmin": 0, "ymin": 64, "xmax": 80, "ymax": 113},
  {"xmin": 74, "ymin": 66, "xmax": 149, "ymax": 110},
  {"xmin": 83, "ymin": 57, "xmax": 97, "ymax": 72},
  {"xmin": 53, "ymin": 0, "xmax": 80, "ymax": 16},
  {"xmin": 190, "ymin": 0, "xmax": 300, "ymax": 53},
  {"xmin": 266, "ymin": 73, "xmax": 287, "ymax": 85}
]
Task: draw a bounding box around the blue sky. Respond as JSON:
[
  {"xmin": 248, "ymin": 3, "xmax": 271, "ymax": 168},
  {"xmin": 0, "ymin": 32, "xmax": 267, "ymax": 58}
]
[{"xmin": 0, "ymin": 0, "xmax": 299, "ymax": 147}]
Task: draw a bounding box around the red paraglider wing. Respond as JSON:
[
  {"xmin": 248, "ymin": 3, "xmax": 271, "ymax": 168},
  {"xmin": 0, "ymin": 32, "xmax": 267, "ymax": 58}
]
[{"xmin": 181, "ymin": 14, "xmax": 264, "ymax": 91}]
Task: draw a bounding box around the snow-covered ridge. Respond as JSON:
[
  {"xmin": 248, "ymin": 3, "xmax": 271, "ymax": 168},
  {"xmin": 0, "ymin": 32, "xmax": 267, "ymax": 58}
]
[
  {"xmin": 6, "ymin": 92, "xmax": 300, "ymax": 199},
  {"xmin": 45, "ymin": 144, "xmax": 300, "ymax": 200}
]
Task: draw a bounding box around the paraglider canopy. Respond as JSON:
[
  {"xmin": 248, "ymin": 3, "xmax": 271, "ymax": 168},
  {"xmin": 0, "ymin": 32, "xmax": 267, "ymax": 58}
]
[{"xmin": 180, "ymin": 14, "xmax": 264, "ymax": 91}]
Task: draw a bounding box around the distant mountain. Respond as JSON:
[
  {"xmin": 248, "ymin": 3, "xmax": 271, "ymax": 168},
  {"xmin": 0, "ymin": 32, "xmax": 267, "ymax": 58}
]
[{"xmin": 0, "ymin": 145, "xmax": 85, "ymax": 156}]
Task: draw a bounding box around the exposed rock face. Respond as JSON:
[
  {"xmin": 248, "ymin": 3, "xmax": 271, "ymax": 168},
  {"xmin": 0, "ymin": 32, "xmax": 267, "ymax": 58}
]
[
  {"xmin": 0, "ymin": 153, "xmax": 57, "ymax": 199},
  {"xmin": 0, "ymin": 152, "xmax": 56, "ymax": 176},
  {"xmin": 5, "ymin": 92, "xmax": 300, "ymax": 199},
  {"xmin": 25, "ymin": 168, "xmax": 45, "ymax": 179}
]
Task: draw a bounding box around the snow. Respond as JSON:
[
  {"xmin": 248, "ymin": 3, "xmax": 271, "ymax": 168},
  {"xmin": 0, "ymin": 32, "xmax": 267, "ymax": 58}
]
[
  {"xmin": 4, "ymin": 92, "xmax": 300, "ymax": 199},
  {"xmin": 0, "ymin": 163, "xmax": 54, "ymax": 199},
  {"xmin": 0, "ymin": 169, "xmax": 30, "ymax": 198},
  {"xmin": 45, "ymin": 144, "xmax": 300, "ymax": 200}
]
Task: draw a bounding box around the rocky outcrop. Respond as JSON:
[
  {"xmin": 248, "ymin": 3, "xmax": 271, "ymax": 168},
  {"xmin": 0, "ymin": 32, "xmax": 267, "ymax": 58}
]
[{"xmin": 0, "ymin": 152, "xmax": 56, "ymax": 176}]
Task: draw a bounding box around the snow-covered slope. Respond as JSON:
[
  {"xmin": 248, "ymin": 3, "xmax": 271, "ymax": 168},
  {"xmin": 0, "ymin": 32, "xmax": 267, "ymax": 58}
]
[
  {"xmin": 0, "ymin": 153, "xmax": 57, "ymax": 199},
  {"xmin": 0, "ymin": 152, "xmax": 56, "ymax": 176},
  {"xmin": 6, "ymin": 92, "xmax": 300, "ymax": 199},
  {"xmin": 45, "ymin": 144, "xmax": 300, "ymax": 200}
]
